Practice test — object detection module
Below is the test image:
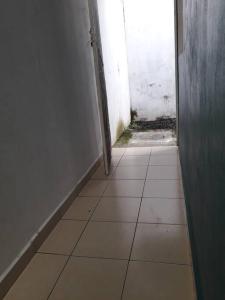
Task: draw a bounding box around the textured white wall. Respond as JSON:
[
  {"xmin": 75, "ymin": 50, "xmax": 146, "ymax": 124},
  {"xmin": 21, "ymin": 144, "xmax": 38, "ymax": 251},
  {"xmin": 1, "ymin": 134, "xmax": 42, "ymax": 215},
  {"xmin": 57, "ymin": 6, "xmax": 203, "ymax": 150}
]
[
  {"xmin": 97, "ymin": 0, "xmax": 131, "ymax": 143},
  {"xmin": 124, "ymin": 0, "xmax": 176, "ymax": 121}
]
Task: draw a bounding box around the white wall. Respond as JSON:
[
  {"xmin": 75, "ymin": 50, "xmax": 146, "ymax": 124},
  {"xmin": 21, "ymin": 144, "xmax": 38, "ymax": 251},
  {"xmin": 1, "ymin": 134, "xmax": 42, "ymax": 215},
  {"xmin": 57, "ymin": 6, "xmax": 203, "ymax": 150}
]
[
  {"xmin": 124, "ymin": 0, "xmax": 176, "ymax": 121},
  {"xmin": 0, "ymin": 0, "xmax": 102, "ymax": 281},
  {"xmin": 97, "ymin": 0, "xmax": 131, "ymax": 144}
]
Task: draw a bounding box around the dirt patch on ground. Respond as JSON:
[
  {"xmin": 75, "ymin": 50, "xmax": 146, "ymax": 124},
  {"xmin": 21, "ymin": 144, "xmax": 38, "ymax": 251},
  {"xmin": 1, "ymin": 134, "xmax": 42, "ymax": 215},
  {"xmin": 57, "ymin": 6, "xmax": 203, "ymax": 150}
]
[
  {"xmin": 130, "ymin": 117, "xmax": 176, "ymax": 130},
  {"xmin": 115, "ymin": 118, "xmax": 177, "ymax": 147}
]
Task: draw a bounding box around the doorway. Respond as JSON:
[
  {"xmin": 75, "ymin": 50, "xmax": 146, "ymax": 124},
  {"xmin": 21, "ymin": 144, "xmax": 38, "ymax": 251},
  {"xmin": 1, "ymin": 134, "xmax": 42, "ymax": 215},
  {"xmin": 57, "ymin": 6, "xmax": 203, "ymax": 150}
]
[
  {"xmin": 90, "ymin": 0, "xmax": 179, "ymax": 167},
  {"xmin": 124, "ymin": 0, "xmax": 177, "ymax": 122}
]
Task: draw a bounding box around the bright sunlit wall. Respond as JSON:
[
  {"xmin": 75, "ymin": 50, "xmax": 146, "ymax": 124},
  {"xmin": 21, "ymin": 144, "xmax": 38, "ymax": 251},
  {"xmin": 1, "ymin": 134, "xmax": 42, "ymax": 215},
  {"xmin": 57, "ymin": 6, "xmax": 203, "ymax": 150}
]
[{"xmin": 124, "ymin": 0, "xmax": 176, "ymax": 121}]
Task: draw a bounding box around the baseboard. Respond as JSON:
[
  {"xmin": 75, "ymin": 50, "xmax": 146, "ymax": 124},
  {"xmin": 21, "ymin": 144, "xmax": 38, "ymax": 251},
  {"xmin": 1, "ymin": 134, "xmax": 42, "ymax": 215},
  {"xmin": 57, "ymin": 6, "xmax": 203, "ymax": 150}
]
[{"xmin": 0, "ymin": 154, "xmax": 102, "ymax": 299}]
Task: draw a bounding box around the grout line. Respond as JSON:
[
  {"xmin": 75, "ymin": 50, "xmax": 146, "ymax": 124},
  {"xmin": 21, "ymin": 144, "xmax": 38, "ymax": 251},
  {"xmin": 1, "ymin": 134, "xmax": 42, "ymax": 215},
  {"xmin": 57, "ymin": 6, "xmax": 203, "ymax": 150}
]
[
  {"xmin": 142, "ymin": 196, "xmax": 184, "ymax": 199},
  {"xmin": 117, "ymin": 164, "xmax": 150, "ymax": 167},
  {"xmin": 46, "ymin": 180, "xmax": 109, "ymax": 300},
  {"xmin": 83, "ymin": 220, "xmax": 137, "ymax": 224},
  {"xmin": 37, "ymin": 253, "xmax": 192, "ymax": 266},
  {"xmin": 71, "ymin": 255, "xmax": 129, "ymax": 261},
  {"xmin": 37, "ymin": 252, "xmax": 69, "ymax": 258},
  {"xmin": 89, "ymin": 178, "xmax": 148, "ymax": 181},
  {"xmin": 78, "ymin": 195, "xmax": 184, "ymax": 199},
  {"xmin": 90, "ymin": 177, "xmax": 182, "ymax": 181},
  {"xmin": 61, "ymin": 218, "xmax": 90, "ymax": 221},
  {"xmin": 120, "ymin": 149, "xmax": 151, "ymax": 300},
  {"xmin": 61, "ymin": 196, "xmax": 101, "ymax": 221},
  {"xmin": 78, "ymin": 195, "xmax": 140, "ymax": 198},
  {"xmin": 144, "ymin": 178, "xmax": 181, "ymax": 181},
  {"xmin": 150, "ymin": 163, "xmax": 179, "ymax": 166},
  {"xmin": 137, "ymin": 221, "xmax": 187, "ymax": 226},
  {"xmin": 130, "ymin": 258, "xmax": 192, "ymax": 266},
  {"xmin": 79, "ymin": 177, "xmax": 182, "ymax": 182},
  {"xmin": 89, "ymin": 220, "xmax": 187, "ymax": 226},
  {"xmin": 150, "ymin": 154, "xmax": 178, "ymax": 157},
  {"xmin": 58, "ymin": 219, "xmax": 187, "ymax": 226},
  {"xmin": 114, "ymin": 149, "xmax": 127, "ymax": 168},
  {"xmin": 71, "ymin": 256, "xmax": 192, "ymax": 266},
  {"xmin": 149, "ymin": 164, "xmax": 179, "ymax": 166},
  {"xmin": 46, "ymin": 253, "xmax": 70, "ymax": 299}
]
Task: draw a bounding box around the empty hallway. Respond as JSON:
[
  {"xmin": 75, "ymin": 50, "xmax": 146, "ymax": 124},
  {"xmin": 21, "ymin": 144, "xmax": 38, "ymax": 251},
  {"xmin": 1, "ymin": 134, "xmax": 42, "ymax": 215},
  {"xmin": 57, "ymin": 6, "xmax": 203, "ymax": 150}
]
[
  {"xmin": 4, "ymin": 146, "xmax": 196, "ymax": 300},
  {"xmin": 1, "ymin": 0, "xmax": 225, "ymax": 299}
]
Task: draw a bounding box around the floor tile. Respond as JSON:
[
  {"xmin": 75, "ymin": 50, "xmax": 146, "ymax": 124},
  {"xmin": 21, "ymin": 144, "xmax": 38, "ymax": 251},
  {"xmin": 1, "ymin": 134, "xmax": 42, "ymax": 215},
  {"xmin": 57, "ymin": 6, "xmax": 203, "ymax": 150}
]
[
  {"xmin": 4, "ymin": 254, "xmax": 67, "ymax": 300},
  {"xmin": 151, "ymin": 146, "xmax": 178, "ymax": 155},
  {"xmin": 122, "ymin": 261, "xmax": 195, "ymax": 300},
  {"xmin": 92, "ymin": 165, "xmax": 115, "ymax": 180},
  {"xmin": 73, "ymin": 222, "xmax": 136, "ymax": 259},
  {"xmin": 147, "ymin": 165, "xmax": 180, "ymax": 180},
  {"xmin": 62, "ymin": 197, "xmax": 99, "ymax": 220},
  {"xmin": 38, "ymin": 220, "xmax": 86, "ymax": 255},
  {"xmin": 131, "ymin": 223, "xmax": 191, "ymax": 264},
  {"xmin": 4, "ymin": 146, "xmax": 195, "ymax": 300},
  {"xmin": 111, "ymin": 166, "xmax": 148, "ymax": 180},
  {"xmin": 79, "ymin": 180, "xmax": 108, "ymax": 197},
  {"xmin": 101, "ymin": 156, "xmax": 122, "ymax": 167},
  {"xmin": 49, "ymin": 257, "xmax": 127, "ymax": 300},
  {"xmin": 143, "ymin": 180, "xmax": 184, "ymax": 198},
  {"xmin": 150, "ymin": 154, "xmax": 179, "ymax": 166},
  {"xmin": 139, "ymin": 198, "xmax": 187, "ymax": 224},
  {"xmin": 92, "ymin": 197, "xmax": 141, "ymax": 222},
  {"xmin": 112, "ymin": 148, "xmax": 126, "ymax": 156},
  {"xmin": 124, "ymin": 147, "xmax": 151, "ymax": 156},
  {"xmin": 119, "ymin": 155, "xmax": 149, "ymax": 166},
  {"xmin": 104, "ymin": 180, "xmax": 145, "ymax": 197},
  {"xmin": 112, "ymin": 156, "xmax": 122, "ymax": 166}
]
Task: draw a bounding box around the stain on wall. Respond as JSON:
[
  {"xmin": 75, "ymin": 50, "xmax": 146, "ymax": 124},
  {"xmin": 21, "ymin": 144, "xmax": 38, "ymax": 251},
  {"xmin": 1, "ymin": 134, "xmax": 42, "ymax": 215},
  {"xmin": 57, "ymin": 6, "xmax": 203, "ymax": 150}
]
[{"xmin": 178, "ymin": 0, "xmax": 225, "ymax": 299}]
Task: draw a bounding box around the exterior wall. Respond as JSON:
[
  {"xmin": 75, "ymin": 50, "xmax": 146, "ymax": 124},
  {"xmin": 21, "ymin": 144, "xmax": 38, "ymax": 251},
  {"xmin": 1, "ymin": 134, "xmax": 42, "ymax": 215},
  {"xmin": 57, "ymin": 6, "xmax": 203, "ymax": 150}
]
[
  {"xmin": 0, "ymin": 0, "xmax": 102, "ymax": 281},
  {"xmin": 97, "ymin": 0, "xmax": 131, "ymax": 144},
  {"xmin": 124, "ymin": 0, "xmax": 176, "ymax": 121},
  {"xmin": 178, "ymin": 0, "xmax": 225, "ymax": 299}
]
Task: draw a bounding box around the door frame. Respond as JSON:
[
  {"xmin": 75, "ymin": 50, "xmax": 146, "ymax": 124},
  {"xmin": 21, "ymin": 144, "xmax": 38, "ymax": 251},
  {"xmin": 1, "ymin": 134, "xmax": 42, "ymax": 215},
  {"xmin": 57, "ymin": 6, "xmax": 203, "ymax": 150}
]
[
  {"xmin": 174, "ymin": 0, "xmax": 180, "ymax": 146},
  {"xmin": 88, "ymin": 0, "xmax": 112, "ymax": 175}
]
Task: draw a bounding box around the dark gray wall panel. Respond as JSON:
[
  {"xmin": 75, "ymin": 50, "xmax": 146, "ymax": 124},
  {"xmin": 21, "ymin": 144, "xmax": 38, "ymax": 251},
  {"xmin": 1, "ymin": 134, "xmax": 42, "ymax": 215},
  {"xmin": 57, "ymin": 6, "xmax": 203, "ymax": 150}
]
[
  {"xmin": 0, "ymin": 0, "xmax": 102, "ymax": 278},
  {"xmin": 178, "ymin": 0, "xmax": 225, "ymax": 299}
]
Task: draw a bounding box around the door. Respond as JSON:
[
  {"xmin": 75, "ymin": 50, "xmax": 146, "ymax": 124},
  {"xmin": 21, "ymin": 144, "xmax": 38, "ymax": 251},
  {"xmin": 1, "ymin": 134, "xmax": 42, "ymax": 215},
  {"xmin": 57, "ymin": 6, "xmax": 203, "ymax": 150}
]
[{"xmin": 88, "ymin": 0, "xmax": 112, "ymax": 175}]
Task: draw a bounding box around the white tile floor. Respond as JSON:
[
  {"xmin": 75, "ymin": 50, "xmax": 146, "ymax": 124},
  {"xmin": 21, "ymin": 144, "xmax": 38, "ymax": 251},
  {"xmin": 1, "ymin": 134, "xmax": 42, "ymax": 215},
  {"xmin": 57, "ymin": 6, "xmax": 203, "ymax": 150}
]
[{"xmin": 4, "ymin": 146, "xmax": 196, "ymax": 300}]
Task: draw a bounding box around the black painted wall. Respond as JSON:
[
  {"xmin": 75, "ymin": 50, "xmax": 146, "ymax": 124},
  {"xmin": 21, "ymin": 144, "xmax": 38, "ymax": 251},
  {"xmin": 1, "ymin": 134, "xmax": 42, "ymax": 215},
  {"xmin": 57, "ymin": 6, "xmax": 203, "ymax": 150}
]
[{"xmin": 178, "ymin": 1, "xmax": 225, "ymax": 299}]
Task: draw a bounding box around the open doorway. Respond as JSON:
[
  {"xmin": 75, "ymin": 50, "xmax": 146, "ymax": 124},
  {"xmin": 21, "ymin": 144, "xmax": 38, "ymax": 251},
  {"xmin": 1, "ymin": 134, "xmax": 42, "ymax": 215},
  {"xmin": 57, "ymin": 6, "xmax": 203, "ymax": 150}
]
[
  {"xmin": 90, "ymin": 0, "xmax": 178, "ymax": 166},
  {"xmin": 121, "ymin": 0, "xmax": 177, "ymax": 147}
]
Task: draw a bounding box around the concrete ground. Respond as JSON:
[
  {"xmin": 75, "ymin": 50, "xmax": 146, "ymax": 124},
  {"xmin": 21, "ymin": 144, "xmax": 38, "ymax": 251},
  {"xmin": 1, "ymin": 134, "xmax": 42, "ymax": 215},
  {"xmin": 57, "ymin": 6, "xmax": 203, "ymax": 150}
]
[{"xmin": 115, "ymin": 129, "xmax": 177, "ymax": 147}]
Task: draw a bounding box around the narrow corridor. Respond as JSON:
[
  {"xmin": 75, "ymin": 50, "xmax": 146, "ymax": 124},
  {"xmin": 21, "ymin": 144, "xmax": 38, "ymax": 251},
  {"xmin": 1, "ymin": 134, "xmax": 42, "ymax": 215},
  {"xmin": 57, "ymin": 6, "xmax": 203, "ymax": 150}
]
[{"xmin": 4, "ymin": 146, "xmax": 196, "ymax": 300}]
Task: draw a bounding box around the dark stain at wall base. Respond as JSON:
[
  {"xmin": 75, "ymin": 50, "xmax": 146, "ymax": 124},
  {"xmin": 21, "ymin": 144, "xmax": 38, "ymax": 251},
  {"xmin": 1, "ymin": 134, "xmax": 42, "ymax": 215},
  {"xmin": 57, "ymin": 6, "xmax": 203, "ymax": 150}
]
[
  {"xmin": 130, "ymin": 117, "xmax": 176, "ymax": 130},
  {"xmin": 116, "ymin": 129, "xmax": 133, "ymax": 145},
  {"xmin": 130, "ymin": 109, "xmax": 138, "ymax": 122},
  {"xmin": 116, "ymin": 119, "xmax": 126, "ymax": 142},
  {"xmin": 115, "ymin": 119, "xmax": 133, "ymax": 145}
]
